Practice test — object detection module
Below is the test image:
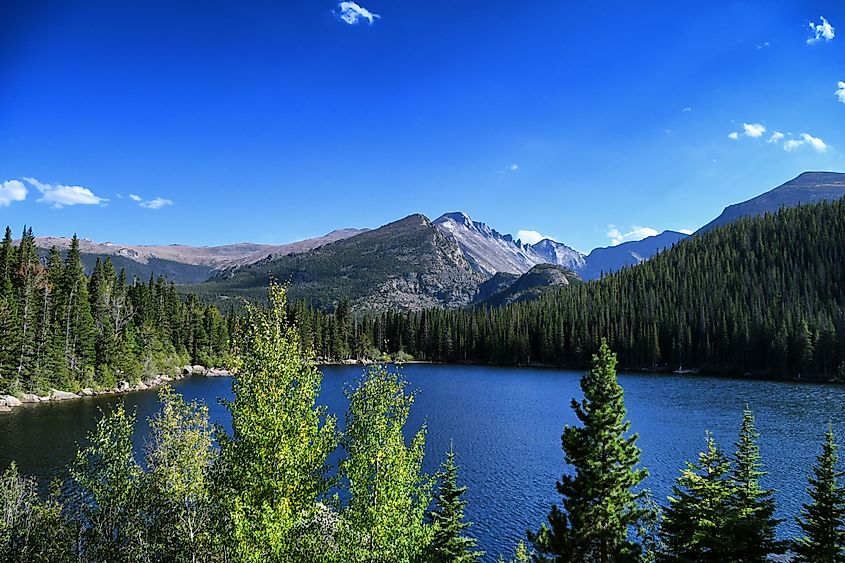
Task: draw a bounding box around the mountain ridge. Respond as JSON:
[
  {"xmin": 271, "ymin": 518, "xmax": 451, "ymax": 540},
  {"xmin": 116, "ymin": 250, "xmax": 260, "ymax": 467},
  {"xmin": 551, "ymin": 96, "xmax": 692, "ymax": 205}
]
[{"xmin": 699, "ymin": 171, "xmax": 845, "ymax": 232}]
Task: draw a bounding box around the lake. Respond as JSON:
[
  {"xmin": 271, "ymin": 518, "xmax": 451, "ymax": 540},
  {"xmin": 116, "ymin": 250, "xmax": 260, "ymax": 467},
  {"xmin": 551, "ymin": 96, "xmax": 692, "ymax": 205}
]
[{"xmin": 0, "ymin": 364, "xmax": 842, "ymax": 559}]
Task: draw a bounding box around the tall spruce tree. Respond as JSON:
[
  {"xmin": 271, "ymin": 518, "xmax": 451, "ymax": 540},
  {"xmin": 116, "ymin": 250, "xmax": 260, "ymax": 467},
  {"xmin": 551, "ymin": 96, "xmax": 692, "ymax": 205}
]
[
  {"xmin": 730, "ymin": 406, "xmax": 784, "ymax": 560},
  {"xmin": 427, "ymin": 446, "xmax": 483, "ymax": 563},
  {"xmin": 794, "ymin": 426, "xmax": 845, "ymax": 562},
  {"xmin": 530, "ymin": 339, "xmax": 648, "ymax": 562},
  {"xmin": 659, "ymin": 432, "xmax": 737, "ymax": 562}
]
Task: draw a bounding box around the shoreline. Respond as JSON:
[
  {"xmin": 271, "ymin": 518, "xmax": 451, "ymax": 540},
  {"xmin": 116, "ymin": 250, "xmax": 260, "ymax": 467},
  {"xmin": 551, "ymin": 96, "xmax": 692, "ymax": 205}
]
[
  {"xmin": 0, "ymin": 364, "xmax": 232, "ymax": 414},
  {"xmin": 3, "ymin": 359, "xmax": 839, "ymax": 414}
]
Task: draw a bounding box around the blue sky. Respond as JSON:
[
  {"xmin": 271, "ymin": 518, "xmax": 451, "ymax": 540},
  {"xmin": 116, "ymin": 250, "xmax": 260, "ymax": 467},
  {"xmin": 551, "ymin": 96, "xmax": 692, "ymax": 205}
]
[{"xmin": 1, "ymin": 1, "xmax": 844, "ymax": 252}]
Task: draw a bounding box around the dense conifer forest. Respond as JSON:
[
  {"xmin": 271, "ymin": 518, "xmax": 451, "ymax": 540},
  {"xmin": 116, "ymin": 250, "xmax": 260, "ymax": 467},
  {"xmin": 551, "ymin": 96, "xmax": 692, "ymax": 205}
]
[
  {"xmin": 0, "ymin": 227, "xmax": 233, "ymax": 396},
  {"xmin": 289, "ymin": 199, "xmax": 845, "ymax": 380}
]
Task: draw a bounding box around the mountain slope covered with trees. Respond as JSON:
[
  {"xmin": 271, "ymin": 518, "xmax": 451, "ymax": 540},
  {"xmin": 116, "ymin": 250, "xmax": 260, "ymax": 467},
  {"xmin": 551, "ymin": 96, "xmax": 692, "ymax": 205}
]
[{"xmin": 288, "ymin": 199, "xmax": 845, "ymax": 379}]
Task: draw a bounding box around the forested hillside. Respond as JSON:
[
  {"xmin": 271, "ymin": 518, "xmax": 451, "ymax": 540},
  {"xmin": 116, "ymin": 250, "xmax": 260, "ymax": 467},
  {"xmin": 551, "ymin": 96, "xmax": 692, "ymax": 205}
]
[
  {"xmin": 289, "ymin": 199, "xmax": 845, "ymax": 379},
  {"xmin": 0, "ymin": 227, "xmax": 232, "ymax": 395}
]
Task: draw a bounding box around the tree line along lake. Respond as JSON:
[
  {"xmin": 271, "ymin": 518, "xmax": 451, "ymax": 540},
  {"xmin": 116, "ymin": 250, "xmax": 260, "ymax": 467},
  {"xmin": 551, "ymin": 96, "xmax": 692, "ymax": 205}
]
[{"xmin": 0, "ymin": 363, "xmax": 842, "ymax": 559}]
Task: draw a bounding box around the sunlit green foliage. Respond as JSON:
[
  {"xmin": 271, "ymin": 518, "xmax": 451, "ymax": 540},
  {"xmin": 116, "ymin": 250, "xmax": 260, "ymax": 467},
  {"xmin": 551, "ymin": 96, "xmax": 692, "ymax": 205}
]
[
  {"xmin": 338, "ymin": 365, "xmax": 433, "ymax": 562},
  {"xmin": 217, "ymin": 282, "xmax": 338, "ymax": 561}
]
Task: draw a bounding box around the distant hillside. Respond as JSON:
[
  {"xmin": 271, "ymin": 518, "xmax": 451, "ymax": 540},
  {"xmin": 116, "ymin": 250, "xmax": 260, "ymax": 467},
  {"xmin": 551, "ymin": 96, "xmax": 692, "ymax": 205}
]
[
  {"xmin": 477, "ymin": 264, "xmax": 580, "ymax": 307},
  {"xmin": 192, "ymin": 214, "xmax": 485, "ymax": 311},
  {"xmin": 31, "ymin": 229, "xmax": 365, "ymax": 284},
  {"xmin": 35, "ymin": 249, "xmax": 215, "ymax": 284},
  {"xmin": 578, "ymin": 231, "xmax": 688, "ymax": 280},
  {"xmin": 699, "ymin": 171, "xmax": 845, "ymax": 232},
  {"xmin": 472, "ymin": 272, "xmax": 520, "ymax": 304}
]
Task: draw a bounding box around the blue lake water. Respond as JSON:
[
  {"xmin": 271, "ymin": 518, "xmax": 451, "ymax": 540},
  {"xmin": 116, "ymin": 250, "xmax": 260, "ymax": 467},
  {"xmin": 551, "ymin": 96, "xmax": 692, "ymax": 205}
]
[{"xmin": 0, "ymin": 364, "xmax": 842, "ymax": 559}]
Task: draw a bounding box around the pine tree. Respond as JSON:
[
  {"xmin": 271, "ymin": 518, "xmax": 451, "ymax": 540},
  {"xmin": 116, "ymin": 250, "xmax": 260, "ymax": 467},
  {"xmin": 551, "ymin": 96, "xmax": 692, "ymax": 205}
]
[
  {"xmin": 729, "ymin": 406, "xmax": 784, "ymax": 561},
  {"xmin": 530, "ymin": 339, "xmax": 648, "ymax": 562},
  {"xmin": 427, "ymin": 445, "xmax": 483, "ymax": 562},
  {"xmin": 659, "ymin": 432, "xmax": 737, "ymax": 562},
  {"xmin": 794, "ymin": 427, "xmax": 845, "ymax": 562}
]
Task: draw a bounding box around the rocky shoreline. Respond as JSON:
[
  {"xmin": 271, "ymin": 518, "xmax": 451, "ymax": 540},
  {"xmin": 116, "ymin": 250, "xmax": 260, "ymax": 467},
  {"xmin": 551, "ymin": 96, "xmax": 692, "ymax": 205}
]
[{"xmin": 0, "ymin": 364, "xmax": 232, "ymax": 413}]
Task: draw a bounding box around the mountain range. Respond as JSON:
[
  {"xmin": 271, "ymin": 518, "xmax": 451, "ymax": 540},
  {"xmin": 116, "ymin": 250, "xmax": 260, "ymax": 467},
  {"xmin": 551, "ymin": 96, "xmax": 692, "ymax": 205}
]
[{"xmin": 28, "ymin": 171, "xmax": 845, "ymax": 311}]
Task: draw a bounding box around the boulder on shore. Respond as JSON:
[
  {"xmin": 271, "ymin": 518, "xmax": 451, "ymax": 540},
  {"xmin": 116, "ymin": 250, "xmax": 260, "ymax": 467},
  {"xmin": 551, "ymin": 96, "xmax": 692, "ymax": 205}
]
[
  {"xmin": 116, "ymin": 381, "xmax": 131, "ymax": 392},
  {"xmin": 206, "ymin": 368, "xmax": 231, "ymax": 377},
  {"xmin": 2, "ymin": 395, "xmax": 23, "ymax": 407},
  {"xmin": 20, "ymin": 393, "xmax": 40, "ymax": 403},
  {"xmin": 0, "ymin": 404, "xmax": 10, "ymax": 413},
  {"xmin": 50, "ymin": 389, "xmax": 78, "ymax": 401},
  {"xmin": 192, "ymin": 365, "xmax": 207, "ymax": 375},
  {"xmin": 181, "ymin": 365, "xmax": 192, "ymax": 375},
  {"xmin": 79, "ymin": 388, "xmax": 95, "ymax": 397}
]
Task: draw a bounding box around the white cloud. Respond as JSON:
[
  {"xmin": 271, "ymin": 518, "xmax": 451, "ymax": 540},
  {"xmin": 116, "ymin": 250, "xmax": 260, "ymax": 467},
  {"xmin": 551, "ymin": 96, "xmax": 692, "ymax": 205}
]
[
  {"xmin": 682, "ymin": 107, "xmax": 692, "ymax": 112},
  {"xmin": 782, "ymin": 133, "xmax": 830, "ymax": 152},
  {"xmin": 768, "ymin": 131, "xmax": 785, "ymax": 143},
  {"xmin": 606, "ymin": 225, "xmax": 659, "ymax": 246},
  {"xmin": 836, "ymin": 81, "xmax": 845, "ymax": 104},
  {"xmin": 24, "ymin": 177, "xmax": 107, "ymax": 208},
  {"xmin": 801, "ymin": 133, "xmax": 829, "ymax": 152},
  {"xmin": 783, "ymin": 139, "xmax": 803, "ymax": 151},
  {"xmin": 129, "ymin": 193, "xmax": 142, "ymax": 202},
  {"xmin": 517, "ymin": 230, "xmax": 554, "ymax": 245},
  {"xmin": 139, "ymin": 197, "xmax": 173, "ymax": 210},
  {"xmin": 742, "ymin": 123, "xmax": 766, "ymax": 138},
  {"xmin": 0, "ymin": 180, "xmax": 27, "ymax": 207},
  {"xmin": 807, "ymin": 16, "xmax": 835, "ymax": 44},
  {"xmin": 757, "ymin": 42, "xmax": 771, "ymax": 49},
  {"xmin": 728, "ymin": 131, "xmax": 740, "ymax": 140},
  {"xmin": 337, "ymin": 2, "xmax": 380, "ymax": 25}
]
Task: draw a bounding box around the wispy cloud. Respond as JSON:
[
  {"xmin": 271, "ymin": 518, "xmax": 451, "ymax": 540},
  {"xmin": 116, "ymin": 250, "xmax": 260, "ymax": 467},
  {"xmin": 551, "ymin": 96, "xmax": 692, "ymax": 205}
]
[
  {"xmin": 836, "ymin": 81, "xmax": 845, "ymax": 104},
  {"xmin": 767, "ymin": 131, "xmax": 785, "ymax": 143},
  {"xmin": 129, "ymin": 193, "xmax": 142, "ymax": 202},
  {"xmin": 337, "ymin": 2, "xmax": 380, "ymax": 25},
  {"xmin": 139, "ymin": 197, "xmax": 174, "ymax": 210},
  {"xmin": 496, "ymin": 163, "xmax": 520, "ymax": 174},
  {"xmin": 782, "ymin": 133, "xmax": 829, "ymax": 152},
  {"xmin": 807, "ymin": 16, "xmax": 835, "ymax": 44},
  {"xmin": 0, "ymin": 180, "xmax": 27, "ymax": 207},
  {"xmin": 728, "ymin": 132, "xmax": 740, "ymax": 140},
  {"xmin": 517, "ymin": 230, "xmax": 554, "ymax": 245},
  {"xmin": 24, "ymin": 177, "xmax": 107, "ymax": 208},
  {"xmin": 606, "ymin": 225, "xmax": 659, "ymax": 246},
  {"xmin": 756, "ymin": 42, "xmax": 771, "ymax": 49},
  {"xmin": 682, "ymin": 107, "xmax": 692, "ymax": 112}
]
